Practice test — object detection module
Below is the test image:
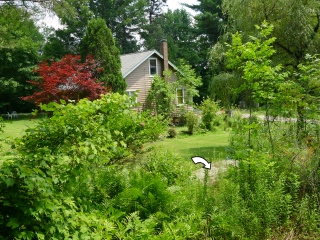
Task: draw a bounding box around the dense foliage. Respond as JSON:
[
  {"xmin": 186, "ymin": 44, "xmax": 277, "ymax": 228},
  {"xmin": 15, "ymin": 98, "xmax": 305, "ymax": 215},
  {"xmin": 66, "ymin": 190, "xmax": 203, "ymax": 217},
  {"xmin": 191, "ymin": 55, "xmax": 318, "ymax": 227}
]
[
  {"xmin": 3, "ymin": 0, "xmax": 320, "ymax": 238},
  {"xmin": 0, "ymin": 94, "xmax": 178, "ymax": 239},
  {"xmin": 145, "ymin": 73, "xmax": 173, "ymax": 118},
  {"xmin": 81, "ymin": 18, "xmax": 126, "ymax": 93},
  {"xmin": 22, "ymin": 54, "xmax": 106, "ymax": 105},
  {"xmin": 146, "ymin": 63, "xmax": 202, "ymax": 118},
  {"xmin": 0, "ymin": 3, "xmax": 43, "ymax": 112}
]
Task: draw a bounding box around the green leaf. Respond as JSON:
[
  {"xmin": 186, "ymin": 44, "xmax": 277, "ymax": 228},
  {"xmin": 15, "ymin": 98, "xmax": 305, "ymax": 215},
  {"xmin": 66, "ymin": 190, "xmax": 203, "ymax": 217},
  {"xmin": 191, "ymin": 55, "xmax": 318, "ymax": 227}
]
[
  {"xmin": 7, "ymin": 218, "xmax": 19, "ymax": 229},
  {"xmin": 5, "ymin": 178, "xmax": 15, "ymax": 187}
]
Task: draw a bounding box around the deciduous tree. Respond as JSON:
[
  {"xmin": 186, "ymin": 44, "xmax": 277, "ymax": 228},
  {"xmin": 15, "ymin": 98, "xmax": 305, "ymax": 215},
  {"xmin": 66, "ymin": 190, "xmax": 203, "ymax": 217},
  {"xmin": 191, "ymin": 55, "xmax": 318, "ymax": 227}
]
[
  {"xmin": 220, "ymin": 0, "xmax": 320, "ymax": 141},
  {"xmin": 22, "ymin": 54, "xmax": 106, "ymax": 105},
  {"xmin": 225, "ymin": 22, "xmax": 287, "ymax": 148},
  {"xmin": 0, "ymin": 3, "xmax": 43, "ymax": 112}
]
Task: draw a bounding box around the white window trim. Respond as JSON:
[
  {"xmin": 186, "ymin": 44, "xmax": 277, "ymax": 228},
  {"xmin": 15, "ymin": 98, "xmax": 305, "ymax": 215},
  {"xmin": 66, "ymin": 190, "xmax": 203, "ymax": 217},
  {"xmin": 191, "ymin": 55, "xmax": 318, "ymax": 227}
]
[
  {"xmin": 176, "ymin": 88, "xmax": 185, "ymax": 105},
  {"xmin": 126, "ymin": 90, "xmax": 138, "ymax": 103},
  {"xmin": 149, "ymin": 58, "xmax": 158, "ymax": 76}
]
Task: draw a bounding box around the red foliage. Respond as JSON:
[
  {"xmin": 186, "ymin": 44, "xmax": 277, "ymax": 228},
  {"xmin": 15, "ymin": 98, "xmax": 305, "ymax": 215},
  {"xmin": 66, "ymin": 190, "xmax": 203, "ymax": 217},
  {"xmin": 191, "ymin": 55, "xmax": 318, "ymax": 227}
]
[{"xmin": 22, "ymin": 55, "xmax": 107, "ymax": 105}]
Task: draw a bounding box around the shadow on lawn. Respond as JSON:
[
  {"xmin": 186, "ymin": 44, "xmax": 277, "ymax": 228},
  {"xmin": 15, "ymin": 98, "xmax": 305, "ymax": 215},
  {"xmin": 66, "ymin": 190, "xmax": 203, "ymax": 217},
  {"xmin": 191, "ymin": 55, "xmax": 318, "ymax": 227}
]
[{"xmin": 186, "ymin": 146, "xmax": 228, "ymax": 161}]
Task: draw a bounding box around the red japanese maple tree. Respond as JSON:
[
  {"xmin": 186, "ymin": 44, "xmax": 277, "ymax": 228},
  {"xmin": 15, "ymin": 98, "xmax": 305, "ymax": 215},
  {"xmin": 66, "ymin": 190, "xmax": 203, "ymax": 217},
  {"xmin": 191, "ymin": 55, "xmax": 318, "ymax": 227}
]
[{"xmin": 22, "ymin": 54, "xmax": 107, "ymax": 105}]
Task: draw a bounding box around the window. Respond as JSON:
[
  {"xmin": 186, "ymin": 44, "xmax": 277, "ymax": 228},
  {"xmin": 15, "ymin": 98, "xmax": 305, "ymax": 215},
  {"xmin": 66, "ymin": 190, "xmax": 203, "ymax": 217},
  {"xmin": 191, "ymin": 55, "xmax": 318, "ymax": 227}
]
[
  {"xmin": 176, "ymin": 89, "xmax": 185, "ymax": 105},
  {"xmin": 126, "ymin": 90, "xmax": 138, "ymax": 103},
  {"xmin": 149, "ymin": 58, "xmax": 157, "ymax": 76}
]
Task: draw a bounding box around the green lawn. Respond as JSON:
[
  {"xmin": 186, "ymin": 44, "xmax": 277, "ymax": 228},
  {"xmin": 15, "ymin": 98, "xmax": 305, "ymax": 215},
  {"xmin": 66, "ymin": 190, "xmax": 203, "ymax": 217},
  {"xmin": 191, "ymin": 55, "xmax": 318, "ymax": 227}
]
[
  {"xmin": 0, "ymin": 120, "xmax": 230, "ymax": 163},
  {"xmin": 146, "ymin": 127, "xmax": 229, "ymax": 162},
  {"xmin": 0, "ymin": 118, "xmax": 39, "ymax": 153}
]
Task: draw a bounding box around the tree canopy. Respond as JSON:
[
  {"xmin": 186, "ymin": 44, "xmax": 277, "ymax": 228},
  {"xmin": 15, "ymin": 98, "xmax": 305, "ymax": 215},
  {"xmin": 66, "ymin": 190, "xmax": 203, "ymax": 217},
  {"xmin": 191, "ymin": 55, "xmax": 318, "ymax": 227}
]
[
  {"xmin": 22, "ymin": 55, "xmax": 106, "ymax": 105},
  {"xmin": 81, "ymin": 18, "xmax": 126, "ymax": 93},
  {"xmin": 221, "ymin": 0, "xmax": 320, "ymax": 69},
  {"xmin": 0, "ymin": 3, "xmax": 43, "ymax": 112}
]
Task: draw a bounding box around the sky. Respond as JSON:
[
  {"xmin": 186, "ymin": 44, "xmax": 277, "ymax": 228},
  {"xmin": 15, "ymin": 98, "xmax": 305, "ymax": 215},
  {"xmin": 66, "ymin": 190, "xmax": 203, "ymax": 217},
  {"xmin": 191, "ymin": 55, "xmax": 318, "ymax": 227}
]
[{"xmin": 166, "ymin": 0, "xmax": 198, "ymax": 15}]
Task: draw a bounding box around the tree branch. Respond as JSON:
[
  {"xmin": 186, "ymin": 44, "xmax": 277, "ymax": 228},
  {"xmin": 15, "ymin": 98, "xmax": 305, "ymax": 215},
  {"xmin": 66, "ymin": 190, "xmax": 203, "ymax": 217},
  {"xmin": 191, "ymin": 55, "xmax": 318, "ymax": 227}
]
[{"xmin": 275, "ymin": 41, "xmax": 293, "ymax": 56}]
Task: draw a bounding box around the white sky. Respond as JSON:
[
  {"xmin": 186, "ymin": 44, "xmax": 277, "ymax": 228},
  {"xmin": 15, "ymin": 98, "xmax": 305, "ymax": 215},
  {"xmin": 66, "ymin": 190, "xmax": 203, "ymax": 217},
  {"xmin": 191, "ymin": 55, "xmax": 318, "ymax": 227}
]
[{"xmin": 166, "ymin": 0, "xmax": 198, "ymax": 15}]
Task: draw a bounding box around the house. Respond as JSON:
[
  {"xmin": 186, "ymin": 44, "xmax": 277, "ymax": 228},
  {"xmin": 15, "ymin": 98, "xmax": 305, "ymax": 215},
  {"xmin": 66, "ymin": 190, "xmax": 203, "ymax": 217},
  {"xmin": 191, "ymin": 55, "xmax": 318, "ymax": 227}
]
[{"xmin": 120, "ymin": 40, "xmax": 185, "ymax": 108}]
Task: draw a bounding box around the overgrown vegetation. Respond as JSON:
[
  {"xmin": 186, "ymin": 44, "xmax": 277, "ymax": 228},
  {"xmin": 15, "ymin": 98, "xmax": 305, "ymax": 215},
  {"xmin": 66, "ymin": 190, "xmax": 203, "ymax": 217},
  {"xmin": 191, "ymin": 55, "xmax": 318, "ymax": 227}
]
[
  {"xmin": 207, "ymin": 23, "xmax": 320, "ymax": 239},
  {"xmin": 3, "ymin": 0, "xmax": 320, "ymax": 236},
  {"xmin": 145, "ymin": 62, "xmax": 202, "ymax": 119}
]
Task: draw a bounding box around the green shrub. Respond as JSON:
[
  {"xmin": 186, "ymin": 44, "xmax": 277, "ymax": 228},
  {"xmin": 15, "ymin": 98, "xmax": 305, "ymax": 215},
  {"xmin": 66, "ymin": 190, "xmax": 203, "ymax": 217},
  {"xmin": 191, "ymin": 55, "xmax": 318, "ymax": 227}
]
[
  {"xmin": 19, "ymin": 94, "xmax": 166, "ymax": 162},
  {"xmin": 114, "ymin": 170, "xmax": 171, "ymax": 219},
  {"xmin": 145, "ymin": 74, "xmax": 173, "ymax": 118},
  {"xmin": 0, "ymin": 93, "xmax": 168, "ymax": 239},
  {"xmin": 167, "ymin": 128, "xmax": 177, "ymax": 138},
  {"xmin": 200, "ymin": 98, "xmax": 223, "ymax": 131},
  {"xmin": 142, "ymin": 151, "xmax": 192, "ymax": 186},
  {"xmin": 210, "ymin": 151, "xmax": 297, "ymax": 239},
  {"xmin": 185, "ymin": 111, "xmax": 199, "ymax": 134}
]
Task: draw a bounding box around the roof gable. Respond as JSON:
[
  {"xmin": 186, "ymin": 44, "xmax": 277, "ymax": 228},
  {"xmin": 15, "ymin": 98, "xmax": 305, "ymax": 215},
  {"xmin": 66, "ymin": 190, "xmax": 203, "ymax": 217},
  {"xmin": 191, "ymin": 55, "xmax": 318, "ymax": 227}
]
[{"xmin": 120, "ymin": 50, "xmax": 177, "ymax": 78}]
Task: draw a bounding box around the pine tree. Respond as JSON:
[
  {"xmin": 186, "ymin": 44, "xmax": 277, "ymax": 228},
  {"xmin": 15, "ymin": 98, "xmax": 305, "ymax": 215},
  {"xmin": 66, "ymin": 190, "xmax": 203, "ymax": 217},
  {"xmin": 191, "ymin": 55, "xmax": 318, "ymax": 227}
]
[
  {"xmin": 81, "ymin": 18, "xmax": 126, "ymax": 93},
  {"xmin": 146, "ymin": 0, "xmax": 167, "ymax": 23}
]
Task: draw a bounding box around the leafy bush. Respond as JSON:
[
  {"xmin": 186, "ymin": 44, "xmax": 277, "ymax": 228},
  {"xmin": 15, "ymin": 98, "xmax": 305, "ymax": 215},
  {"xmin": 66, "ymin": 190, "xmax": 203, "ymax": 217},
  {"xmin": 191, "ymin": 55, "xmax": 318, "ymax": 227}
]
[
  {"xmin": 167, "ymin": 128, "xmax": 177, "ymax": 138},
  {"xmin": 210, "ymin": 151, "xmax": 297, "ymax": 239},
  {"xmin": 185, "ymin": 111, "xmax": 199, "ymax": 134},
  {"xmin": 19, "ymin": 94, "xmax": 166, "ymax": 162},
  {"xmin": 113, "ymin": 170, "xmax": 171, "ymax": 219},
  {"xmin": 142, "ymin": 151, "xmax": 192, "ymax": 186},
  {"xmin": 145, "ymin": 74, "xmax": 173, "ymax": 118},
  {"xmin": 200, "ymin": 98, "xmax": 223, "ymax": 131},
  {"xmin": 0, "ymin": 93, "xmax": 168, "ymax": 239}
]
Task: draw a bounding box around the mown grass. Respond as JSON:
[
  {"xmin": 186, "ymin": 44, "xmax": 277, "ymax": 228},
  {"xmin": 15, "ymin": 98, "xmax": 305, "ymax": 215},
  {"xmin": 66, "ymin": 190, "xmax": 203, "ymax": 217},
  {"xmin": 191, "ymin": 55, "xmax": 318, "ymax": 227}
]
[
  {"xmin": 146, "ymin": 127, "xmax": 229, "ymax": 162},
  {"xmin": 0, "ymin": 119, "xmax": 230, "ymax": 164},
  {"xmin": 0, "ymin": 118, "xmax": 39, "ymax": 153}
]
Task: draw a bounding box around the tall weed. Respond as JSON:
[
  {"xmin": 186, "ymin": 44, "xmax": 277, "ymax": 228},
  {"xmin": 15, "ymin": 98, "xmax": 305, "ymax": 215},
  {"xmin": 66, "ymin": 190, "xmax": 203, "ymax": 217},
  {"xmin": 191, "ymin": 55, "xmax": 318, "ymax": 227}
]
[{"xmin": 209, "ymin": 151, "xmax": 296, "ymax": 239}]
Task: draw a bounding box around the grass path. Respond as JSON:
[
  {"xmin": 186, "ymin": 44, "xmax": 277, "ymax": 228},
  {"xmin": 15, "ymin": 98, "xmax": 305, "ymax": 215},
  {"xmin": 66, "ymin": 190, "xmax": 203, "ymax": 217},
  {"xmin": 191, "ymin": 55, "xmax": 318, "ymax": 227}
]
[{"xmin": 146, "ymin": 128, "xmax": 229, "ymax": 161}]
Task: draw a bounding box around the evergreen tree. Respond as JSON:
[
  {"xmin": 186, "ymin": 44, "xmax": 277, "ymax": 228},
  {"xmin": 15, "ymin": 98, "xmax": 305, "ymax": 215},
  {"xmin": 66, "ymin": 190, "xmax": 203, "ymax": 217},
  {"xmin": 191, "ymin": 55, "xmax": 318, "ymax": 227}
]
[
  {"xmin": 52, "ymin": 0, "xmax": 146, "ymax": 54},
  {"xmin": 46, "ymin": 0, "xmax": 93, "ymax": 57},
  {"xmin": 141, "ymin": 9, "xmax": 200, "ymax": 67},
  {"xmin": 146, "ymin": 0, "xmax": 167, "ymax": 23},
  {"xmin": 89, "ymin": 0, "xmax": 146, "ymax": 54},
  {"xmin": 186, "ymin": 0, "xmax": 225, "ymax": 44},
  {"xmin": 185, "ymin": 0, "xmax": 226, "ymax": 101},
  {"xmin": 81, "ymin": 18, "xmax": 126, "ymax": 93}
]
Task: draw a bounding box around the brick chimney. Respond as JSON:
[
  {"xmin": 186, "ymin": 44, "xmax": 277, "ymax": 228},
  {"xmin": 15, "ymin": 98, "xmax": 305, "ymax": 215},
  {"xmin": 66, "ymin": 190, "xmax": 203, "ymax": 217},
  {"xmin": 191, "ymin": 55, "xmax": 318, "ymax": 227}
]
[{"xmin": 160, "ymin": 39, "xmax": 169, "ymax": 75}]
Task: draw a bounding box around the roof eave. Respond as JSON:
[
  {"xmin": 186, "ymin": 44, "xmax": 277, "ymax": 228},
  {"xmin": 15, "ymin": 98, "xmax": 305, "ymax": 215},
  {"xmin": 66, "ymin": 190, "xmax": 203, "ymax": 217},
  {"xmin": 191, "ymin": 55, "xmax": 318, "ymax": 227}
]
[
  {"xmin": 123, "ymin": 50, "xmax": 156, "ymax": 78},
  {"xmin": 123, "ymin": 50, "xmax": 180, "ymax": 78}
]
